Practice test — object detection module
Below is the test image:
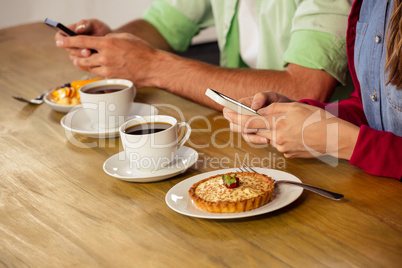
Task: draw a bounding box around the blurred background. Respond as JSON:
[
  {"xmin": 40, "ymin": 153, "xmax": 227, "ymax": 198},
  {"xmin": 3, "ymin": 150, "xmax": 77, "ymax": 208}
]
[{"xmin": 0, "ymin": 0, "xmax": 217, "ymax": 44}]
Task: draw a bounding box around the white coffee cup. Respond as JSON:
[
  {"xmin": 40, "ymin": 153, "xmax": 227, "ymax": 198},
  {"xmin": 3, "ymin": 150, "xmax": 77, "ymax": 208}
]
[
  {"xmin": 79, "ymin": 79, "xmax": 135, "ymax": 129},
  {"xmin": 119, "ymin": 115, "xmax": 191, "ymax": 171}
]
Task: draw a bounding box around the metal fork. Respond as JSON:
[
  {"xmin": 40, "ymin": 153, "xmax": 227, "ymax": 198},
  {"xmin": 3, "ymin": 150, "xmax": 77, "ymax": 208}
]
[
  {"xmin": 12, "ymin": 91, "xmax": 47, "ymax": 105},
  {"xmin": 239, "ymin": 164, "xmax": 344, "ymax": 200}
]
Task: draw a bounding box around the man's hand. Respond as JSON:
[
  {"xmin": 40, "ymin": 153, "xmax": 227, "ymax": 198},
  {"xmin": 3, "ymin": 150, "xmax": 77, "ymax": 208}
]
[
  {"xmin": 55, "ymin": 19, "xmax": 112, "ymax": 58},
  {"xmin": 56, "ymin": 32, "xmax": 164, "ymax": 87}
]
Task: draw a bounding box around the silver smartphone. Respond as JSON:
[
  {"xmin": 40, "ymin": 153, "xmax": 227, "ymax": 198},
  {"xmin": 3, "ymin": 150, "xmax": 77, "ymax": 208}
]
[{"xmin": 205, "ymin": 88, "xmax": 258, "ymax": 115}]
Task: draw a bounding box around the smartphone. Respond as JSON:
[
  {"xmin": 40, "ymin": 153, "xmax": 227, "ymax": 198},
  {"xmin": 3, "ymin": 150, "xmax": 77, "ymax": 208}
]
[
  {"xmin": 44, "ymin": 18, "xmax": 77, "ymax": 36},
  {"xmin": 205, "ymin": 88, "xmax": 259, "ymax": 115}
]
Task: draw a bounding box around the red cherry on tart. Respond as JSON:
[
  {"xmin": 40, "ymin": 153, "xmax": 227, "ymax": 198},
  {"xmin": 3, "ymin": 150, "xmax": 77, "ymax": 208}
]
[{"xmin": 222, "ymin": 173, "xmax": 240, "ymax": 188}]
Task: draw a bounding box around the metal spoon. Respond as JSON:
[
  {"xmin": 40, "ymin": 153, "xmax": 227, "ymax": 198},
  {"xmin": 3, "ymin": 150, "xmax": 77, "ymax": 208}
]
[{"xmin": 13, "ymin": 91, "xmax": 47, "ymax": 105}]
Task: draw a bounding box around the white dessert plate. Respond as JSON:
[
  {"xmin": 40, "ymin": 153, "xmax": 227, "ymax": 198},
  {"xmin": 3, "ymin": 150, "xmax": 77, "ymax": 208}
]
[
  {"xmin": 60, "ymin": 102, "xmax": 158, "ymax": 138},
  {"xmin": 103, "ymin": 146, "xmax": 198, "ymax": 182},
  {"xmin": 165, "ymin": 168, "xmax": 303, "ymax": 219}
]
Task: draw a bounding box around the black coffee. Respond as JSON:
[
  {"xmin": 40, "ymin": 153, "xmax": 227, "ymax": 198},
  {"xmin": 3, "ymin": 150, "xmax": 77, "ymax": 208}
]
[
  {"xmin": 84, "ymin": 85, "xmax": 127, "ymax": 94},
  {"xmin": 124, "ymin": 122, "xmax": 172, "ymax": 135}
]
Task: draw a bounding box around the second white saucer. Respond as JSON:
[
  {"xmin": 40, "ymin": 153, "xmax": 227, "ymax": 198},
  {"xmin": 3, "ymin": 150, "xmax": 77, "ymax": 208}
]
[
  {"xmin": 103, "ymin": 146, "xmax": 199, "ymax": 182},
  {"xmin": 60, "ymin": 102, "xmax": 158, "ymax": 138}
]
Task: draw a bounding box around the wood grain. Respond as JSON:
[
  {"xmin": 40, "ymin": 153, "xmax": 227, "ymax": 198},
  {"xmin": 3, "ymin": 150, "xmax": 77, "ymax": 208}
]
[{"xmin": 0, "ymin": 23, "xmax": 401, "ymax": 268}]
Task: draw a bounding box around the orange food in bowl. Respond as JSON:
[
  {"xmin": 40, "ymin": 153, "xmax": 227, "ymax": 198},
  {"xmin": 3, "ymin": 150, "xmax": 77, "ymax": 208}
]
[
  {"xmin": 70, "ymin": 79, "xmax": 101, "ymax": 90},
  {"xmin": 51, "ymin": 78, "xmax": 101, "ymax": 105}
]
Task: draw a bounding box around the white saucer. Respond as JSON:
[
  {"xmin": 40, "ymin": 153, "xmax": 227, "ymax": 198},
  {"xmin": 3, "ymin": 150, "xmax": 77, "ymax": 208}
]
[
  {"xmin": 103, "ymin": 146, "xmax": 198, "ymax": 182},
  {"xmin": 165, "ymin": 168, "xmax": 303, "ymax": 219},
  {"xmin": 60, "ymin": 102, "xmax": 158, "ymax": 138}
]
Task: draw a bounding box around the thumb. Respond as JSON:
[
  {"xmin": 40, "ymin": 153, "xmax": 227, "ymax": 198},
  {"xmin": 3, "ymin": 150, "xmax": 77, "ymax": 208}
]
[
  {"xmin": 75, "ymin": 20, "xmax": 91, "ymax": 34},
  {"xmin": 250, "ymin": 92, "xmax": 269, "ymax": 110}
]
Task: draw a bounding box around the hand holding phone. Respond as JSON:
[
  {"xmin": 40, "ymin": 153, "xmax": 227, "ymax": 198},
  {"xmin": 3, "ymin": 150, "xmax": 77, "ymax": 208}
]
[
  {"xmin": 205, "ymin": 88, "xmax": 259, "ymax": 116},
  {"xmin": 45, "ymin": 18, "xmax": 97, "ymax": 53}
]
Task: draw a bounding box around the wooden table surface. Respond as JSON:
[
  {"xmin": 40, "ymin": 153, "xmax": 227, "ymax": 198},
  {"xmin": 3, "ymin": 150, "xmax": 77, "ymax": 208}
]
[{"xmin": 0, "ymin": 23, "xmax": 401, "ymax": 268}]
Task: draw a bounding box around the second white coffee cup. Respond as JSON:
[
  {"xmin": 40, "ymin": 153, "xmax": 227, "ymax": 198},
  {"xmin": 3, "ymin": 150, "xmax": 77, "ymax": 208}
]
[{"xmin": 119, "ymin": 115, "xmax": 191, "ymax": 171}]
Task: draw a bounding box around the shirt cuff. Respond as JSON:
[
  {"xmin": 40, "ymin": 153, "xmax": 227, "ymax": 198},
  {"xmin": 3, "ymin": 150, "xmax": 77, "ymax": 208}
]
[
  {"xmin": 284, "ymin": 30, "xmax": 348, "ymax": 85},
  {"xmin": 142, "ymin": 0, "xmax": 200, "ymax": 52},
  {"xmin": 350, "ymin": 125, "xmax": 402, "ymax": 180}
]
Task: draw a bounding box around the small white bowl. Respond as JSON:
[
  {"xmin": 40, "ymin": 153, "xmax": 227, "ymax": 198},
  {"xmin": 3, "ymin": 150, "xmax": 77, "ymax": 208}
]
[{"xmin": 44, "ymin": 89, "xmax": 79, "ymax": 113}]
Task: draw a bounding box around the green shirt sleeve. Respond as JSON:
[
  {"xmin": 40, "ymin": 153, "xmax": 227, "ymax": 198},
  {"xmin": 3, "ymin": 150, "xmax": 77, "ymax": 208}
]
[
  {"xmin": 284, "ymin": 30, "xmax": 347, "ymax": 85},
  {"xmin": 284, "ymin": 0, "xmax": 350, "ymax": 85},
  {"xmin": 142, "ymin": 0, "xmax": 200, "ymax": 52},
  {"xmin": 142, "ymin": 0, "xmax": 214, "ymax": 52}
]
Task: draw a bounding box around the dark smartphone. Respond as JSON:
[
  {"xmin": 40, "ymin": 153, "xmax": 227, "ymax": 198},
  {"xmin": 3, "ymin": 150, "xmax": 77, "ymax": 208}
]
[
  {"xmin": 44, "ymin": 18, "xmax": 97, "ymax": 53},
  {"xmin": 44, "ymin": 18, "xmax": 77, "ymax": 36}
]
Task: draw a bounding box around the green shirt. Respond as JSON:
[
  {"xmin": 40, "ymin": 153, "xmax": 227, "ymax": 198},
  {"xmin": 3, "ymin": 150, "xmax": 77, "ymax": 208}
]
[{"xmin": 143, "ymin": 0, "xmax": 351, "ymax": 84}]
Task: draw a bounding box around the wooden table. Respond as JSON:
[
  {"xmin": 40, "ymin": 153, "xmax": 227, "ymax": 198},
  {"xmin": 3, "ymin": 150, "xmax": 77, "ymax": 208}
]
[{"xmin": 0, "ymin": 23, "xmax": 401, "ymax": 268}]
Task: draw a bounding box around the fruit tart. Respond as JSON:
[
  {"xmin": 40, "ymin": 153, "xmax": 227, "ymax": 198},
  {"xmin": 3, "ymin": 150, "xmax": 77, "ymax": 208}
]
[{"xmin": 188, "ymin": 172, "xmax": 275, "ymax": 213}]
